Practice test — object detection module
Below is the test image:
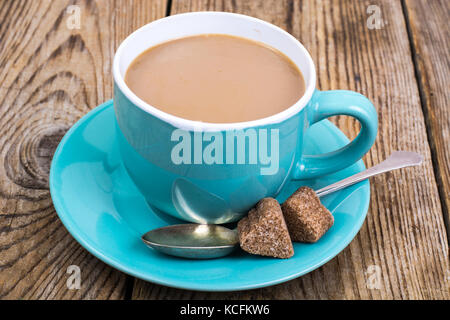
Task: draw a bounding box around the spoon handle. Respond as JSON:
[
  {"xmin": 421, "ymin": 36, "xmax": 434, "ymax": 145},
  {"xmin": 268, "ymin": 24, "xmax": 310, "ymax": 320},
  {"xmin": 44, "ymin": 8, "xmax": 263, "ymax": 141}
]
[{"xmin": 315, "ymin": 151, "xmax": 423, "ymax": 198}]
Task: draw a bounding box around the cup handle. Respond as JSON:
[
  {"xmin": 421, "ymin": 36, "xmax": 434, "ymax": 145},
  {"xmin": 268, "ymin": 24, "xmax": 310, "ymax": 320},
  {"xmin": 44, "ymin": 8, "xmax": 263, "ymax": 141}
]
[{"xmin": 292, "ymin": 90, "xmax": 378, "ymax": 180}]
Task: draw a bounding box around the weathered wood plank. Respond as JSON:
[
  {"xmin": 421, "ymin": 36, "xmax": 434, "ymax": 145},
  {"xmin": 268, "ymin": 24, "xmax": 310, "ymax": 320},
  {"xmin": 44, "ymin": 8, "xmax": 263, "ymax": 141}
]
[
  {"xmin": 0, "ymin": 0, "xmax": 167, "ymax": 299},
  {"xmin": 403, "ymin": 0, "xmax": 450, "ymax": 239},
  {"xmin": 132, "ymin": 0, "xmax": 449, "ymax": 299}
]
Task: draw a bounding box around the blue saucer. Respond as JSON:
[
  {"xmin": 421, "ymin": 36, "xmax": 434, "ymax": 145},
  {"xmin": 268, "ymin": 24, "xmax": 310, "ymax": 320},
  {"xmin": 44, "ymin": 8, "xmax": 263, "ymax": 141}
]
[{"xmin": 50, "ymin": 100, "xmax": 370, "ymax": 291}]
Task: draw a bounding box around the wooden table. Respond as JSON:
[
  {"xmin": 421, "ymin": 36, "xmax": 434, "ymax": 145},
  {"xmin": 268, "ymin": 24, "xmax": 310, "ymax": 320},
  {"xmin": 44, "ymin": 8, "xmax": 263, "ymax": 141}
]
[{"xmin": 0, "ymin": 0, "xmax": 448, "ymax": 300}]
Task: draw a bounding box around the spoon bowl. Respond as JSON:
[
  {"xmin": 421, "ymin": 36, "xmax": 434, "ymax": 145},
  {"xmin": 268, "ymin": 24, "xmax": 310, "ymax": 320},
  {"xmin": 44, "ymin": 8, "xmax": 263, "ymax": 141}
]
[{"xmin": 142, "ymin": 224, "xmax": 239, "ymax": 259}]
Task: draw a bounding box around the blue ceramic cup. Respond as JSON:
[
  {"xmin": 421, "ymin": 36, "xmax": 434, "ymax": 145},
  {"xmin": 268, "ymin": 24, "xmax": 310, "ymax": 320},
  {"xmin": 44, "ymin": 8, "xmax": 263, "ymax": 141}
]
[{"xmin": 113, "ymin": 12, "xmax": 378, "ymax": 224}]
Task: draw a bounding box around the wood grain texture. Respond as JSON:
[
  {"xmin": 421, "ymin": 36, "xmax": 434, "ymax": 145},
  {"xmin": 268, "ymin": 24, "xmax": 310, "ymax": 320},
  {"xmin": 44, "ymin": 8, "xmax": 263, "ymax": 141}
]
[
  {"xmin": 0, "ymin": 0, "xmax": 167, "ymax": 299},
  {"xmin": 403, "ymin": 0, "xmax": 450, "ymax": 238},
  {"xmin": 132, "ymin": 0, "xmax": 449, "ymax": 299}
]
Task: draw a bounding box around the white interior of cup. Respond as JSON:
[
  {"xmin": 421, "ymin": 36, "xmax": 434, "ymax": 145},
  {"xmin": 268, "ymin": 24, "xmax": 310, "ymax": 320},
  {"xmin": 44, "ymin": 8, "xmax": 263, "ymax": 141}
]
[{"xmin": 113, "ymin": 11, "xmax": 316, "ymax": 131}]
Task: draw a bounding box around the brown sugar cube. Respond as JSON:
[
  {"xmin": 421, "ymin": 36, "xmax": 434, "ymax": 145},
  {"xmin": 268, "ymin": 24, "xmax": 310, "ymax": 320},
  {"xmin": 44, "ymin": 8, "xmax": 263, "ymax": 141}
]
[
  {"xmin": 238, "ymin": 198, "xmax": 294, "ymax": 259},
  {"xmin": 281, "ymin": 186, "xmax": 334, "ymax": 243}
]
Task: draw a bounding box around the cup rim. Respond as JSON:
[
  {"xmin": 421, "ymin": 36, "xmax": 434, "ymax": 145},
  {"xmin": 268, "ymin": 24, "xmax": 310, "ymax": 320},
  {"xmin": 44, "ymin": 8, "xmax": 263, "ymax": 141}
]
[{"xmin": 113, "ymin": 11, "xmax": 316, "ymax": 132}]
